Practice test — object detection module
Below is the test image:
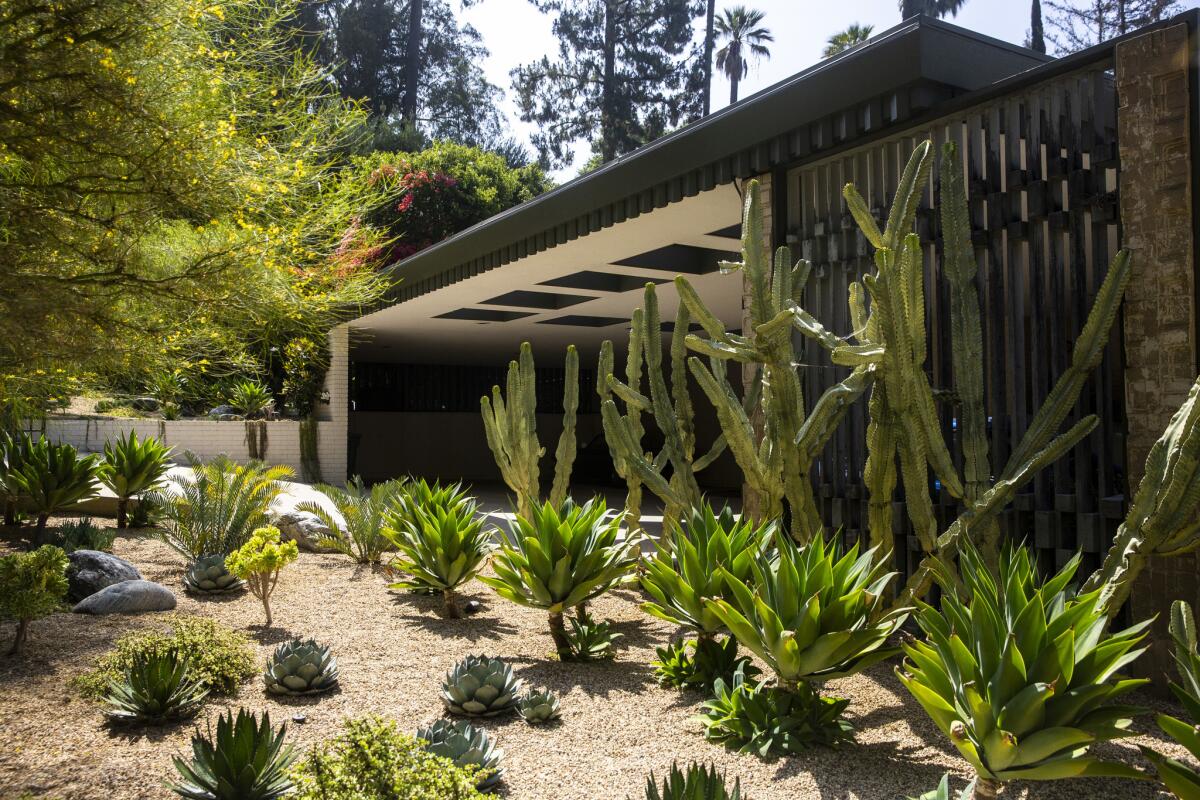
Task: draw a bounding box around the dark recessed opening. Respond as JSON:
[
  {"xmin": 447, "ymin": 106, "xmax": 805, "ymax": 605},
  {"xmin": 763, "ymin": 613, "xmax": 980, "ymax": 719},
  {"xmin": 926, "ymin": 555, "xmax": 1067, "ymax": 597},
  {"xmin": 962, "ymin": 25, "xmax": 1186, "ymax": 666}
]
[
  {"xmin": 708, "ymin": 223, "xmax": 742, "ymax": 239},
  {"xmin": 539, "ymin": 270, "xmax": 668, "ymax": 293},
  {"xmin": 435, "ymin": 308, "xmax": 535, "ymax": 322},
  {"xmin": 537, "ymin": 315, "xmax": 627, "ymax": 328},
  {"xmin": 480, "ymin": 290, "xmax": 594, "ymax": 310},
  {"xmin": 613, "ymin": 244, "xmax": 736, "ymax": 275}
]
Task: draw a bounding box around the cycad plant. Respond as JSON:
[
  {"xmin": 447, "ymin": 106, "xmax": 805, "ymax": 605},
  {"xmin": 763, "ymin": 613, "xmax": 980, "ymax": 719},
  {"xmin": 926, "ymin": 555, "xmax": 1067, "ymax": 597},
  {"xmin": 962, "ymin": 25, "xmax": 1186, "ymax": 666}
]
[
  {"xmin": 99, "ymin": 431, "xmax": 172, "ymax": 528},
  {"xmin": 384, "ymin": 493, "xmax": 495, "ymax": 617},
  {"xmin": 169, "ymin": 709, "xmax": 296, "ymax": 800},
  {"xmin": 1140, "ymin": 600, "xmax": 1200, "ymax": 799},
  {"xmin": 702, "ymin": 532, "xmax": 905, "ymax": 750},
  {"xmin": 297, "ymin": 477, "xmax": 399, "ymax": 564},
  {"xmin": 228, "ymin": 380, "xmax": 274, "ymax": 419},
  {"xmin": 5, "ymin": 437, "xmax": 102, "ymax": 542},
  {"xmin": 150, "ymin": 455, "xmax": 292, "ymax": 559},
  {"xmin": 479, "ymin": 498, "xmax": 636, "ymax": 659},
  {"xmin": 898, "ymin": 542, "xmax": 1150, "ymax": 800},
  {"xmin": 0, "ymin": 432, "xmax": 37, "ymax": 525}
]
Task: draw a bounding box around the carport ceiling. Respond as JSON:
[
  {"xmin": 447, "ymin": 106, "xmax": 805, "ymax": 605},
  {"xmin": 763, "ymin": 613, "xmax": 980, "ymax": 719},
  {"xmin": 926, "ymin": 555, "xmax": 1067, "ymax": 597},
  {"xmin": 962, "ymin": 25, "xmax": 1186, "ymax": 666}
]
[{"xmin": 350, "ymin": 184, "xmax": 745, "ymax": 365}]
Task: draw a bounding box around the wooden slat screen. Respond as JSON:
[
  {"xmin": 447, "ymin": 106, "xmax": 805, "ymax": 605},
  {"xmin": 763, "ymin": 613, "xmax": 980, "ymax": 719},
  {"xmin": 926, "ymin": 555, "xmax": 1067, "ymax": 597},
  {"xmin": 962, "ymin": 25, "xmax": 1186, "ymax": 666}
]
[{"xmin": 786, "ymin": 64, "xmax": 1125, "ymax": 580}]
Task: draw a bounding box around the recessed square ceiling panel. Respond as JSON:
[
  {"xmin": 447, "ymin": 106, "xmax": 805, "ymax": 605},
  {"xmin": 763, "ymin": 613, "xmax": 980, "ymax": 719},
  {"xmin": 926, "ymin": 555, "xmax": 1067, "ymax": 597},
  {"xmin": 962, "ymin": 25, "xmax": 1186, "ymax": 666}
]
[
  {"xmin": 613, "ymin": 244, "xmax": 736, "ymax": 275},
  {"xmin": 536, "ymin": 315, "xmax": 627, "ymax": 328},
  {"xmin": 539, "ymin": 271, "xmax": 668, "ymax": 293},
  {"xmin": 480, "ymin": 290, "xmax": 594, "ymax": 309},
  {"xmin": 435, "ymin": 308, "xmax": 535, "ymax": 322}
]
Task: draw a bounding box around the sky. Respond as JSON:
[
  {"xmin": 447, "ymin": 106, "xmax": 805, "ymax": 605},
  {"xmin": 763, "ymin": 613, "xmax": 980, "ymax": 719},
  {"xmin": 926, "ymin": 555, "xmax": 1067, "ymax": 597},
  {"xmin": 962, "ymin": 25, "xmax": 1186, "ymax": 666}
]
[{"xmin": 460, "ymin": 0, "xmax": 1200, "ymax": 179}]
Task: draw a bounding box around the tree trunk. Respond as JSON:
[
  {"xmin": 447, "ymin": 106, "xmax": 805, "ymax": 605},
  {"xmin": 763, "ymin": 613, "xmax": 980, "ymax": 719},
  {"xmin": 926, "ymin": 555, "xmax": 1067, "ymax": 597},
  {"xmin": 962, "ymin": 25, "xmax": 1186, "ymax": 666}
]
[
  {"xmin": 34, "ymin": 513, "xmax": 50, "ymax": 545},
  {"xmin": 599, "ymin": 0, "xmax": 618, "ymax": 163},
  {"xmin": 262, "ymin": 594, "xmax": 273, "ymax": 627},
  {"xmin": 549, "ymin": 611, "xmax": 572, "ymax": 659},
  {"xmin": 702, "ymin": 0, "xmax": 715, "ymax": 116},
  {"xmin": 730, "ymin": 73, "xmax": 739, "ymax": 105},
  {"xmin": 4, "ymin": 499, "xmax": 14, "ymax": 526},
  {"xmin": 401, "ymin": 0, "xmax": 424, "ymax": 126},
  {"xmin": 443, "ymin": 588, "xmax": 461, "ymax": 619},
  {"xmin": 116, "ymin": 497, "xmax": 128, "ymax": 529},
  {"xmin": 7, "ymin": 618, "xmax": 28, "ymax": 655},
  {"xmin": 973, "ymin": 777, "xmax": 1000, "ymax": 800}
]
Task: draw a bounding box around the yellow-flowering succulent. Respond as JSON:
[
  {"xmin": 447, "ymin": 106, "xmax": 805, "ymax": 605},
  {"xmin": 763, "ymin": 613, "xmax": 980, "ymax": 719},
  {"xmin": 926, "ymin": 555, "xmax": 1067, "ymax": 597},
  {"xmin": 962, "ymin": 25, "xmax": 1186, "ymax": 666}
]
[{"xmin": 225, "ymin": 526, "xmax": 298, "ymax": 627}]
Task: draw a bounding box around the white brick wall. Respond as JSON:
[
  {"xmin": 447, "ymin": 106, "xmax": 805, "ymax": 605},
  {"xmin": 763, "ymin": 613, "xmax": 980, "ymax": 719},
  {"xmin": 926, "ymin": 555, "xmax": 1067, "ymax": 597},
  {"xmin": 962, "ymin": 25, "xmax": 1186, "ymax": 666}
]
[
  {"xmin": 34, "ymin": 417, "xmax": 343, "ymax": 481},
  {"xmin": 34, "ymin": 325, "xmax": 354, "ymax": 483}
]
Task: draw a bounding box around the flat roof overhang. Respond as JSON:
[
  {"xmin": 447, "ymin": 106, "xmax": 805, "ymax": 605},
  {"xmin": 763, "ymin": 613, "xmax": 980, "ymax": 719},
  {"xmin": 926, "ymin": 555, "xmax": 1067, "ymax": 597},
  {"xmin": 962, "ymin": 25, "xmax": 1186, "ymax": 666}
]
[{"xmin": 348, "ymin": 15, "xmax": 1055, "ymax": 363}]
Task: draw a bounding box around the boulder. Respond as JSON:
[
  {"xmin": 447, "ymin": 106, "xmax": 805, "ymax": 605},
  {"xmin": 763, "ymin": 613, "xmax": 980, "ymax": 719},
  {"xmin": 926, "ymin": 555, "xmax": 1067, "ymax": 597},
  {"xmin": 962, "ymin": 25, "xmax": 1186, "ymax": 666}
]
[
  {"xmin": 207, "ymin": 405, "xmax": 238, "ymax": 418},
  {"xmin": 73, "ymin": 580, "xmax": 176, "ymax": 615},
  {"xmin": 66, "ymin": 550, "xmax": 142, "ymax": 602},
  {"xmin": 130, "ymin": 396, "xmax": 160, "ymax": 412},
  {"xmin": 273, "ymin": 510, "xmax": 336, "ymax": 553}
]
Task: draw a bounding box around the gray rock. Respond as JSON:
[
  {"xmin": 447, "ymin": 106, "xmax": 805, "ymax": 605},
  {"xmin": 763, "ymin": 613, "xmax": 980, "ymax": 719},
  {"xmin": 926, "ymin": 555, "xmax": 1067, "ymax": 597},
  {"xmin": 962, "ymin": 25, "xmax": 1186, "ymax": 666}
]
[
  {"xmin": 274, "ymin": 510, "xmax": 336, "ymax": 553},
  {"xmin": 207, "ymin": 405, "xmax": 237, "ymax": 418},
  {"xmin": 463, "ymin": 600, "xmax": 483, "ymax": 616},
  {"xmin": 73, "ymin": 580, "xmax": 176, "ymax": 614},
  {"xmin": 131, "ymin": 396, "xmax": 160, "ymax": 412},
  {"xmin": 66, "ymin": 550, "xmax": 142, "ymax": 602}
]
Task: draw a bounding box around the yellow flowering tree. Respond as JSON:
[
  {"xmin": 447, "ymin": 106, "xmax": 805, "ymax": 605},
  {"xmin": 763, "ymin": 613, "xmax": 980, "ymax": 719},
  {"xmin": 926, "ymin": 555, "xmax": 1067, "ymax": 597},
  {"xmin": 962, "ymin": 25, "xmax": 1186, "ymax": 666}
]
[{"xmin": 225, "ymin": 525, "xmax": 298, "ymax": 627}]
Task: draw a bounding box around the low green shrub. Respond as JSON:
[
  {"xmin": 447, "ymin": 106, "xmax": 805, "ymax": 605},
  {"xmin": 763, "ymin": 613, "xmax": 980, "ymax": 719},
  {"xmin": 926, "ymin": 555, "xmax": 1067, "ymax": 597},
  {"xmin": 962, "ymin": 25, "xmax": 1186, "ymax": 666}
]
[
  {"xmin": 72, "ymin": 614, "xmax": 256, "ymax": 698},
  {"xmin": 0, "ymin": 544, "xmax": 69, "ymax": 655},
  {"xmin": 56, "ymin": 517, "xmax": 117, "ymax": 552},
  {"xmin": 291, "ymin": 716, "xmax": 487, "ymax": 800}
]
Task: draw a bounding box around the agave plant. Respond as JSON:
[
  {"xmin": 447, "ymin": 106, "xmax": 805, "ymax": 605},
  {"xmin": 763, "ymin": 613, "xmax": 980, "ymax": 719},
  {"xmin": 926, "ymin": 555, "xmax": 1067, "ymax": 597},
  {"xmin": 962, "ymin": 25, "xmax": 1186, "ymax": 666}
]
[
  {"xmin": 442, "ymin": 654, "xmax": 523, "ymax": 717},
  {"xmin": 229, "ymin": 380, "xmax": 274, "ymax": 419},
  {"xmin": 5, "ymin": 437, "xmax": 102, "ymax": 542},
  {"xmin": 170, "ymin": 709, "xmax": 296, "ymax": 800},
  {"xmin": 384, "ymin": 492, "xmax": 495, "ymax": 617},
  {"xmin": 701, "ymin": 662, "xmax": 853, "ymax": 755},
  {"xmin": 565, "ymin": 612, "xmax": 622, "ymax": 661},
  {"xmin": 1140, "ymin": 600, "xmax": 1200, "ymax": 799},
  {"xmin": 297, "ymin": 477, "xmax": 400, "ymax": 564},
  {"xmin": 263, "ymin": 638, "xmax": 339, "ymax": 696},
  {"xmin": 517, "ymin": 687, "xmax": 561, "ymax": 724},
  {"xmin": 0, "ymin": 432, "xmax": 37, "ymax": 525},
  {"xmin": 641, "ymin": 503, "xmax": 772, "ymax": 640},
  {"xmin": 98, "ymin": 431, "xmax": 172, "ymax": 528},
  {"xmin": 707, "ymin": 531, "xmax": 905, "ymax": 689},
  {"xmin": 652, "ymin": 636, "xmax": 759, "ymax": 690},
  {"xmin": 479, "ymin": 498, "xmax": 636, "ymax": 658},
  {"xmin": 385, "ymin": 478, "xmax": 471, "ymax": 531},
  {"xmin": 642, "ymin": 761, "xmax": 743, "ymax": 800},
  {"xmin": 417, "ymin": 718, "xmax": 504, "ymax": 792},
  {"xmin": 908, "ymin": 774, "xmax": 975, "ymax": 800},
  {"xmin": 898, "ymin": 542, "xmax": 1150, "ymax": 800},
  {"xmin": 183, "ymin": 554, "xmax": 246, "ymax": 595},
  {"xmin": 102, "ymin": 651, "xmax": 210, "ymax": 724},
  {"xmin": 150, "ymin": 455, "xmax": 292, "ymax": 559}
]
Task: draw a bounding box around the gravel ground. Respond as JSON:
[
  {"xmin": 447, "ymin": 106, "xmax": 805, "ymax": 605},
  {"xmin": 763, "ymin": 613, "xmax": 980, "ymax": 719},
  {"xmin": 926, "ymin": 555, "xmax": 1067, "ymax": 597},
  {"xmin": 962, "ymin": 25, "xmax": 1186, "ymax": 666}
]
[{"xmin": 0, "ymin": 523, "xmax": 1190, "ymax": 800}]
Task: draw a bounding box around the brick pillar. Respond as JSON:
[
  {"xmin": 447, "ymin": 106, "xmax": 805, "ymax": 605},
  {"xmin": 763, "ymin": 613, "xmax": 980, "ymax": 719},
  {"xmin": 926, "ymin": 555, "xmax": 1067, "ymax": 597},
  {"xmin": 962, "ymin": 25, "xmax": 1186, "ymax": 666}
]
[
  {"xmin": 316, "ymin": 324, "xmax": 350, "ymax": 484},
  {"xmin": 741, "ymin": 174, "xmax": 772, "ymax": 521},
  {"xmin": 1115, "ymin": 22, "xmax": 1197, "ymax": 681}
]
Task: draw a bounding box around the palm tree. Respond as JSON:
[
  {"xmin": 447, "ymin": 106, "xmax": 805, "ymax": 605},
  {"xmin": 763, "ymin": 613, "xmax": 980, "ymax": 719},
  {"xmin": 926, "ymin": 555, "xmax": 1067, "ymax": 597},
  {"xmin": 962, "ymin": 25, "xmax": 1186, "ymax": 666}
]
[
  {"xmin": 899, "ymin": 0, "xmax": 969, "ymax": 18},
  {"xmin": 823, "ymin": 23, "xmax": 874, "ymax": 58},
  {"xmin": 715, "ymin": 6, "xmax": 773, "ymax": 106}
]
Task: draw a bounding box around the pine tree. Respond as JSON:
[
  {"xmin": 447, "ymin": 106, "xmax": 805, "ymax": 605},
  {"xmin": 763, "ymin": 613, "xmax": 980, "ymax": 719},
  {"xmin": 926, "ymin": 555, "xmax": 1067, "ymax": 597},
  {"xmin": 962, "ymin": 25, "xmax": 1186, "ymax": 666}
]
[
  {"xmin": 512, "ymin": 0, "xmax": 703, "ymax": 168},
  {"xmin": 1044, "ymin": 0, "xmax": 1179, "ymax": 51},
  {"xmin": 1030, "ymin": 0, "xmax": 1047, "ymax": 52},
  {"xmin": 297, "ymin": 0, "xmax": 504, "ymax": 148}
]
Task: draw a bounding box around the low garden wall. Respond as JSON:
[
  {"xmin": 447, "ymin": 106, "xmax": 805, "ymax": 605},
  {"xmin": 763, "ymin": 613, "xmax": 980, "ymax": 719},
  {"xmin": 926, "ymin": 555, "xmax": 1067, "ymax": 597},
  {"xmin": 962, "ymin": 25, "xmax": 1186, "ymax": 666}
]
[{"xmin": 32, "ymin": 417, "xmax": 346, "ymax": 484}]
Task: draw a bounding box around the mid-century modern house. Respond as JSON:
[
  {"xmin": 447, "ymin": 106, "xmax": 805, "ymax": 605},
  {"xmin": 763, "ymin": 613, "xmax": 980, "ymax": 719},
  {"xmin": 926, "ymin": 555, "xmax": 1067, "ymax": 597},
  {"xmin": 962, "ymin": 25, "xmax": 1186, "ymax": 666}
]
[{"xmin": 328, "ymin": 9, "xmax": 1200, "ymax": 631}]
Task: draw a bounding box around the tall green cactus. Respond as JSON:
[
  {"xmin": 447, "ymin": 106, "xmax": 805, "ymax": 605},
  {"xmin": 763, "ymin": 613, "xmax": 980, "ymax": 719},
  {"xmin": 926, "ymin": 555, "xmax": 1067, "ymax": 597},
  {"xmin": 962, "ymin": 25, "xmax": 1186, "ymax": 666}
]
[
  {"xmin": 1083, "ymin": 375, "xmax": 1200, "ymax": 618},
  {"xmin": 677, "ymin": 181, "xmax": 873, "ymax": 542},
  {"xmin": 600, "ymin": 284, "xmax": 726, "ymax": 532},
  {"xmin": 820, "ymin": 142, "xmax": 1129, "ymax": 595},
  {"xmin": 598, "ymin": 308, "xmax": 646, "ymax": 534},
  {"xmin": 480, "ymin": 342, "xmax": 579, "ymax": 519}
]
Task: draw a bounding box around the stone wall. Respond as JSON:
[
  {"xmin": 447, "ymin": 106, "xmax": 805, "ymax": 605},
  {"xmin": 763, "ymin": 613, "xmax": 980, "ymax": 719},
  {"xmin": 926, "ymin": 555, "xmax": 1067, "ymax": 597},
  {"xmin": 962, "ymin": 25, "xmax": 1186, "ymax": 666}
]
[{"xmin": 1116, "ymin": 22, "xmax": 1198, "ymax": 681}]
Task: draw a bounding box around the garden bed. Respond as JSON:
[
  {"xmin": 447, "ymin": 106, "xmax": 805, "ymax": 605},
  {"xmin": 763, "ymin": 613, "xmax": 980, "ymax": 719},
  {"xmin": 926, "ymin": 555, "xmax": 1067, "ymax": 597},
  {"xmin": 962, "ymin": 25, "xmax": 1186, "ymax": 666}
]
[{"xmin": 0, "ymin": 526, "xmax": 1188, "ymax": 800}]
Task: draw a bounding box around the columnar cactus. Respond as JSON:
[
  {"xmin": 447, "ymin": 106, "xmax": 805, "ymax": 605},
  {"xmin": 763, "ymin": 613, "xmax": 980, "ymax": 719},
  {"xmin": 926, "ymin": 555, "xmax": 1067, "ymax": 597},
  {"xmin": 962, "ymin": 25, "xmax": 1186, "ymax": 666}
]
[
  {"xmin": 480, "ymin": 342, "xmax": 579, "ymax": 519},
  {"xmin": 1083, "ymin": 375, "xmax": 1200, "ymax": 617},
  {"xmin": 675, "ymin": 184, "xmax": 872, "ymax": 541},
  {"xmin": 597, "ymin": 308, "xmax": 646, "ymax": 535},
  {"xmin": 600, "ymin": 284, "xmax": 727, "ymax": 532}
]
